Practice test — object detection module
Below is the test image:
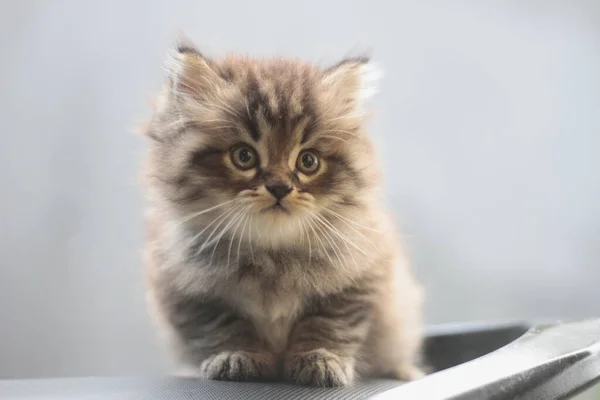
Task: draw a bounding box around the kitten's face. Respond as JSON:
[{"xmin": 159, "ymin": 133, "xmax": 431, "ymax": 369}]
[{"xmin": 145, "ymin": 46, "xmax": 381, "ymax": 245}]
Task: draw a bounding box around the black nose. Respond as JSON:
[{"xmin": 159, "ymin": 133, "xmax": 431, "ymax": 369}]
[{"xmin": 265, "ymin": 183, "xmax": 293, "ymax": 200}]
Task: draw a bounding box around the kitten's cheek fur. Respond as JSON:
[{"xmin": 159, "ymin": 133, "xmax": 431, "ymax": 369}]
[
  {"xmin": 284, "ymin": 349, "xmax": 355, "ymax": 387},
  {"xmin": 199, "ymin": 350, "xmax": 278, "ymax": 382}
]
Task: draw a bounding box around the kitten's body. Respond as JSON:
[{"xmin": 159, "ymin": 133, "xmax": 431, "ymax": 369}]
[{"xmin": 142, "ymin": 42, "xmax": 423, "ymax": 386}]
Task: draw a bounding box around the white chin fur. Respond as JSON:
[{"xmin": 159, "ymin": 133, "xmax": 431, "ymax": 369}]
[{"xmin": 250, "ymin": 212, "xmax": 305, "ymax": 248}]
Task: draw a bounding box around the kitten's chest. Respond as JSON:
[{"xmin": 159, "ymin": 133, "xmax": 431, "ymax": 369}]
[
  {"xmin": 232, "ymin": 250, "xmax": 306, "ymax": 316},
  {"xmin": 229, "ymin": 250, "xmax": 308, "ymax": 352},
  {"xmin": 234, "ymin": 281, "xmax": 302, "ymax": 353}
]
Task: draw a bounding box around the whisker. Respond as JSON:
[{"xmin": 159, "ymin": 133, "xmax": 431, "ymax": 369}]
[
  {"xmin": 311, "ymin": 215, "xmax": 359, "ymax": 285},
  {"xmin": 325, "ymin": 215, "xmax": 376, "ymax": 249},
  {"xmin": 248, "ymin": 212, "xmax": 255, "ymax": 263},
  {"xmin": 312, "ymin": 214, "xmax": 345, "ymax": 267},
  {"xmin": 196, "ymin": 204, "xmax": 243, "ymax": 255},
  {"xmin": 306, "ymin": 217, "xmax": 333, "ymax": 265},
  {"xmin": 188, "ymin": 204, "xmax": 239, "ymax": 248},
  {"xmin": 298, "ymin": 218, "xmax": 305, "ymax": 246},
  {"xmin": 209, "ymin": 206, "xmax": 249, "ymax": 267},
  {"xmin": 254, "ymin": 212, "xmax": 263, "ymax": 242},
  {"xmin": 313, "ymin": 213, "xmax": 368, "ymax": 256},
  {"xmin": 299, "ymin": 217, "xmax": 312, "ymax": 264},
  {"xmin": 324, "ymin": 208, "xmax": 381, "ymax": 233},
  {"xmin": 313, "ymin": 214, "xmax": 361, "ymax": 279},
  {"xmin": 177, "ymin": 199, "xmax": 237, "ymax": 225},
  {"xmin": 236, "ymin": 211, "xmax": 251, "ymax": 268},
  {"xmin": 227, "ymin": 207, "xmax": 250, "ymax": 268}
]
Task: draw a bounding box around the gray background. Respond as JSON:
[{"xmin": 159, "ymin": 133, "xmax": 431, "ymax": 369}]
[{"xmin": 1, "ymin": 0, "xmax": 599, "ymax": 384}]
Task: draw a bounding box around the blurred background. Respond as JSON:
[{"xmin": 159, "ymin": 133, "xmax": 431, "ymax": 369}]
[{"xmin": 0, "ymin": 0, "xmax": 598, "ymax": 391}]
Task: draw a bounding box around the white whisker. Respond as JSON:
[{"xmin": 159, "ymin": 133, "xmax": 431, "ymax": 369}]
[
  {"xmin": 312, "ymin": 215, "xmax": 345, "ymax": 268},
  {"xmin": 209, "ymin": 206, "xmax": 249, "ymax": 267},
  {"xmin": 314, "ymin": 213, "xmax": 368, "ymax": 256},
  {"xmin": 306, "ymin": 217, "xmax": 333, "ymax": 265},
  {"xmin": 298, "ymin": 218, "xmax": 305, "ymax": 246},
  {"xmin": 236, "ymin": 211, "xmax": 251, "ymax": 268},
  {"xmin": 188, "ymin": 204, "xmax": 239, "ymax": 249},
  {"xmin": 324, "ymin": 208, "xmax": 381, "ymax": 233},
  {"xmin": 177, "ymin": 199, "xmax": 237, "ymax": 225},
  {"xmin": 313, "ymin": 214, "xmax": 361, "ymax": 279},
  {"xmin": 300, "ymin": 217, "xmax": 312, "ymax": 264},
  {"xmin": 227, "ymin": 207, "xmax": 250, "ymax": 268},
  {"xmin": 248, "ymin": 212, "xmax": 255, "ymax": 263},
  {"xmin": 197, "ymin": 204, "xmax": 243, "ymax": 255},
  {"xmin": 309, "ymin": 214, "xmax": 358, "ymax": 285}
]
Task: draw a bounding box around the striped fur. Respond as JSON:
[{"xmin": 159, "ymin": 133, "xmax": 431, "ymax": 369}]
[{"xmin": 141, "ymin": 40, "xmax": 424, "ymax": 387}]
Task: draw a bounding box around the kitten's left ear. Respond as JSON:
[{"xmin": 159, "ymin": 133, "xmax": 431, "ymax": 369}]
[
  {"xmin": 164, "ymin": 36, "xmax": 222, "ymax": 98},
  {"xmin": 321, "ymin": 57, "xmax": 383, "ymax": 114}
]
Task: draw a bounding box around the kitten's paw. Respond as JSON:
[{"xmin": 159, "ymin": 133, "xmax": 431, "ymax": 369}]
[
  {"xmin": 284, "ymin": 348, "xmax": 354, "ymax": 387},
  {"xmin": 393, "ymin": 363, "xmax": 426, "ymax": 381},
  {"xmin": 199, "ymin": 351, "xmax": 276, "ymax": 382}
]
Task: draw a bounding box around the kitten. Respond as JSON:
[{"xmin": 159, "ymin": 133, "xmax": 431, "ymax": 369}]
[{"xmin": 141, "ymin": 39, "xmax": 424, "ymax": 387}]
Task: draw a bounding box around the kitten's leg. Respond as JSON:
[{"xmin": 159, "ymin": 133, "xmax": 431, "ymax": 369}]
[
  {"xmin": 283, "ymin": 287, "xmax": 373, "ymax": 387},
  {"xmin": 165, "ymin": 295, "xmax": 277, "ymax": 382},
  {"xmin": 363, "ymin": 267, "xmax": 425, "ymax": 382}
]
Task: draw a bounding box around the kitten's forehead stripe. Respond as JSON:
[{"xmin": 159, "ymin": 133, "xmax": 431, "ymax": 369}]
[
  {"xmin": 300, "ymin": 68, "xmax": 318, "ymax": 144},
  {"xmin": 244, "ymin": 70, "xmax": 263, "ymax": 142},
  {"xmin": 231, "ymin": 60, "xmax": 319, "ymax": 149}
]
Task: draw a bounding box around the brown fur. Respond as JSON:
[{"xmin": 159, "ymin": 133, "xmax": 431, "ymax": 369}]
[{"xmin": 141, "ymin": 40, "xmax": 424, "ymax": 387}]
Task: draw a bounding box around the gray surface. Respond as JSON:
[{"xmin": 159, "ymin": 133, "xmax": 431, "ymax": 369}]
[
  {"xmin": 375, "ymin": 320, "xmax": 600, "ymax": 400},
  {"xmin": 0, "ymin": 322, "xmax": 532, "ymax": 399},
  {"xmin": 2, "ymin": 321, "xmax": 600, "ymax": 400},
  {"xmin": 0, "ymin": 377, "xmax": 403, "ymax": 400},
  {"xmin": 1, "ymin": 0, "xmax": 599, "ymax": 383}
]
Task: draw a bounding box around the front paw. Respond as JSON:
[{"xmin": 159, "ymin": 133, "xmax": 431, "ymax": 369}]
[
  {"xmin": 199, "ymin": 350, "xmax": 276, "ymax": 382},
  {"xmin": 394, "ymin": 363, "xmax": 426, "ymax": 381},
  {"xmin": 284, "ymin": 348, "xmax": 354, "ymax": 387}
]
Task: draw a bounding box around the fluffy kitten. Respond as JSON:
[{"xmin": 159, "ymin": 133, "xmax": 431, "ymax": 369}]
[{"xmin": 142, "ymin": 40, "xmax": 424, "ymax": 387}]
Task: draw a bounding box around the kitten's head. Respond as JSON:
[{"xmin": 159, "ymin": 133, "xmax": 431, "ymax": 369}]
[{"xmin": 144, "ymin": 41, "xmax": 382, "ymax": 246}]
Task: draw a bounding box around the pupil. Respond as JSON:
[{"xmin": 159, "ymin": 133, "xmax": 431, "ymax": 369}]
[
  {"xmin": 239, "ymin": 149, "xmax": 251, "ymax": 163},
  {"xmin": 303, "ymin": 154, "xmax": 314, "ymax": 167}
]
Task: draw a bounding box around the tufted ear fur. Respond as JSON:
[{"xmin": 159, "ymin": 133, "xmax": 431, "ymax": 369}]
[
  {"xmin": 321, "ymin": 57, "xmax": 382, "ymax": 116},
  {"xmin": 163, "ymin": 37, "xmax": 223, "ymax": 100}
]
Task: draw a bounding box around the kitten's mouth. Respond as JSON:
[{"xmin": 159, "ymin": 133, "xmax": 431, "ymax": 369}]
[{"xmin": 261, "ymin": 202, "xmax": 289, "ymax": 214}]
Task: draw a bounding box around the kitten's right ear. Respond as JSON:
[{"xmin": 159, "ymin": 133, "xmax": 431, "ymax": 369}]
[
  {"xmin": 321, "ymin": 56, "xmax": 382, "ymax": 117},
  {"xmin": 164, "ymin": 37, "xmax": 221, "ymax": 98}
]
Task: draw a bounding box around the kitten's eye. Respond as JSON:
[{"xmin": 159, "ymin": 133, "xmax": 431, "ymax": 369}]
[
  {"xmin": 231, "ymin": 145, "xmax": 258, "ymax": 170},
  {"xmin": 296, "ymin": 150, "xmax": 320, "ymax": 175}
]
